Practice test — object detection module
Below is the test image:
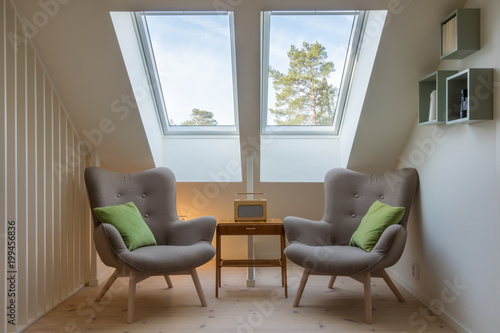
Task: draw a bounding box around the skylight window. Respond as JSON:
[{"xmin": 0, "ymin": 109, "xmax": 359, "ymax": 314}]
[
  {"xmin": 261, "ymin": 11, "xmax": 365, "ymax": 135},
  {"xmin": 136, "ymin": 12, "xmax": 238, "ymax": 134}
]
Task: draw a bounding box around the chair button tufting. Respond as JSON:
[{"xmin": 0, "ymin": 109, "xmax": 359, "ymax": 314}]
[
  {"xmin": 380, "ymin": 195, "xmax": 384, "ymax": 199},
  {"xmin": 351, "ymin": 213, "xmax": 356, "ymax": 218},
  {"xmin": 144, "ymin": 213, "xmax": 149, "ymax": 218},
  {"xmin": 116, "ymin": 193, "xmax": 120, "ymax": 198},
  {"xmin": 141, "ymin": 193, "xmax": 146, "ymax": 198},
  {"xmin": 354, "ymin": 194, "xmax": 359, "ymax": 198}
]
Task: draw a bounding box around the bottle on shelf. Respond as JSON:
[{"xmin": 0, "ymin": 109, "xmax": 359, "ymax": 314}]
[{"xmin": 460, "ymin": 89, "xmax": 468, "ymax": 118}]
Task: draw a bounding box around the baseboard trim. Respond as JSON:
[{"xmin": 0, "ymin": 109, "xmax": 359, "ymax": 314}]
[
  {"xmin": 89, "ymin": 266, "xmax": 114, "ymax": 287},
  {"xmin": 387, "ymin": 268, "xmax": 470, "ymax": 333}
]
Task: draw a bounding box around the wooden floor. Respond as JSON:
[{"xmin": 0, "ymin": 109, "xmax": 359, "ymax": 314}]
[{"xmin": 24, "ymin": 261, "xmax": 456, "ymax": 333}]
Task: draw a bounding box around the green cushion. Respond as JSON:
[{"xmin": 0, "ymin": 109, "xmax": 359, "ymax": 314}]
[
  {"xmin": 93, "ymin": 201, "xmax": 157, "ymax": 251},
  {"xmin": 349, "ymin": 200, "xmax": 405, "ymax": 252}
]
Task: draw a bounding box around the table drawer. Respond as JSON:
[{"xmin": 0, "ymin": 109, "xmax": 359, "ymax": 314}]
[{"xmin": 217, "ymin": 224, "xmax": 283, "ymax": 235}]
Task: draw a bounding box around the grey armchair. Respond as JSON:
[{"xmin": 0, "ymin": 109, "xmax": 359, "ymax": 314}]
[
  {"xmin": 284, "ymin": 168, "xmax": 418, "ymax": 323},
  {"xmin": 85, "ymin": 167, "xmax": 216, "ymax": 323}
]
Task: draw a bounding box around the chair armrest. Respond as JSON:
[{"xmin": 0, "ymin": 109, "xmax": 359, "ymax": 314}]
[
  {"xmin": 101, "ymin": 223, "xmax": 128, "ymax": 252},
  {"xmin": 283, "ymin": 216, "xmax": 332, "ymax": 246},
  {"xmin": 92, "ymin": 223, "xmax": 129, "ymax": 269},
  {"xmin": 372, "ymin": 224, "xmax": 407, "ymax": 255},
  {"xmin": 167, "ymin": 216, "xmax": 217, "ymax": 245}
]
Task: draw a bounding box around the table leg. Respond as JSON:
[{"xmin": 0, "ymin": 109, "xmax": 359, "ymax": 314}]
[
  {"xmin": 281, "ymin": 233, "xmax": 288, "ymax": 298},
  {"xmin": 216, "ymin": 230, "xmax": 221, "ymax": 298}
]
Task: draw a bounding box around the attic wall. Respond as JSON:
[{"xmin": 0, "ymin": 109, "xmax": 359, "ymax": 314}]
[
  {"xmin": 1, "ymin": 1, "xmax": 88, "ymax": 331},
  {"xmin": 11, "ymin": 0, "xmax": 460, "ymax": 175},
  {"xmin": 392, "ymin": 0, "xmax": 500, "ymax": 332},
  {"xmin": 346, "ymin": 1, "xmax": 464, "ymax": 173}
]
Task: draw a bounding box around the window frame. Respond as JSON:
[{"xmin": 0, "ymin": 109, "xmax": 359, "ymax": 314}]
[
  {"xmin": 260, "ymin": 10, "xmax": 366, "ymax": 136},
  {"xmin": 134, "ymin": 11, "xmax": 240, "ymax": 136}
]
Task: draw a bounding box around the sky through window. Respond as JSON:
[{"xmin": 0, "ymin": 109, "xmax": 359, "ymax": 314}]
[{"xmin": 145, "ymin": 13, "xmax": 237, "ymax": 127}]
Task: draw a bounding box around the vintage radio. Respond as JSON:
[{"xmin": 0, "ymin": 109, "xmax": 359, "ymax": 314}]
[{"xmin": 234, "ymin": 193, "xmax": 267, "ymax": 222}]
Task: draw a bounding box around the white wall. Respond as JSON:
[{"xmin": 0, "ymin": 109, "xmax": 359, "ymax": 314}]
[
  {"xmin": 339, "ymin": 10, "xmax": 386, "ymax": 167},
  {"xmin": 1, "ymin": 0, "xmax": 88, "ymax": 331},
  {"xmin": 10, "ymin": 0, "xmax": 463, "ymax": 224},
  {"xmin": 392, "ymin": 1, "xmax": 500, "ymax": 332},
  {"xmin": 8, "ymin": 0, "xmax": 494, "ymax": 331},
  {"xmin": 110, "ymin": 11, "xmax": 164, "ymax": 168},
  {"xmin": 260, "ymin": 136, "xmax": 341, "ymax": 183}
]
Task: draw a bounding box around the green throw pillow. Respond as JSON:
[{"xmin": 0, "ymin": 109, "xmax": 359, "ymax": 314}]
[
  {"xmin": 93, "ymin": 201, "xmax": 157, "ymax": 251},
  {"xmin": 349, "ymin": 200, "xmax": 405, "ymax": 252}
]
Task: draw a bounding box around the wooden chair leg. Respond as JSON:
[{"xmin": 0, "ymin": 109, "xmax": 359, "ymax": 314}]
[
  {"xmin": 363, "ymin": 272, "xmax": 372, "ymax": 324},
  {"xmin": 381, "ymin": 270, "xmax": 405, "ymax": 302},
  {"xmin": 164, "ymin": 275, "xmax": 173, "ymax": 288},
  {"xmin": 95, "ymin": 268, "xmax": 120, "ymax": 302},
  {"xmin": 293, "ymin": 270, "xmax": 310, "ymax": 307},
  {"xmin": 190, "ymin": 269, "xmax": 207, "ymax": 307},
  {"xmin": 328, "ymin": 276, "xmax": 337, "ymax": 289},
  {"xmin": 127, "ymin": 271, "xmax": 138, "ymax": 324}
]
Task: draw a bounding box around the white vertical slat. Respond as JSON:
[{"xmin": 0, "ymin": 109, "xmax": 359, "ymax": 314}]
[
  {"xmin": 5, "ymin": 1, "xmax": 18, "ymax": 330},
  {"xmin": 15, "ymin": 13, "xmax": 28, "ymax": 328},
  {"xmin": 70, "ymin": 131, "xmax": 78, "ymax": 290},
  {"xmin": 66, "ymin": 120, "xmax": 73, "ymax": 295},
  {"xmin": 88, "ymin": 150, "xmax": 100, "ymax": 287},
  {"xmin": 74, "ymin": 132, "xmax": 81, "ymax": 288},
  {"xmin": 72, "ymin": 131, "xmax": 79, "ymax": 290},
  {"xmin": 35, "ymin": 57, "xmax": 46, "ymax": 316},
  {"xmin": 84, "ymin": 157, "xmax": 92, "ymax": 285},
  {"xmin": 77, "ymin": 132, "xmax": 85, "ymax": 287},
  {"xmin": 26, "ymin": 42, "xmax": 37, "ymax": 322},
  {"xmin": 60, "ymin": 112, "xmax": 68, "ymax": 296},
  {"xmin": 0, "ymin": 0, "xmax": 7, "ymax": 332},
  {"xmin": 79, "ymin": 143, "xmax": 86, "ymax": 285},
  {"xmin": 44, "ymin": 74, "xmax": 54, "ymax": 310},
  {"xmin": 3, "ymin": 1, "xmax": 90, "ymax": 330},
  {"xmin": 66, "ymin": 128, "xmax": 74, "ymax": 291},
  {"xmin": 52, "ymin": 91, "xmax": 61, "ymax": 304}
]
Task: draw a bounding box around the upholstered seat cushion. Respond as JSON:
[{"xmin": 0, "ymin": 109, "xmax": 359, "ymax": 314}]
[
  {"xmin": 117, "ymin": 243, "xmax": 216, "ymax": 274},
  {"xmin": 284, "ymin": 243, "xmax": 384, "ymax": 276}
]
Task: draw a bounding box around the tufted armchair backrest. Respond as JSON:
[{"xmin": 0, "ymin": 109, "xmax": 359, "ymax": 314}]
[
  {"xmin": 85, "ymin": 167, "xmax": 179, "ymax": 245},
  {"xmin": 322, "ymin": 168, "xmax": 419, "ymax": 245}
]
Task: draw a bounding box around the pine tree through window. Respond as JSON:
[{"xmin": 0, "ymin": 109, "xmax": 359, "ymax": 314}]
[{"xmin": 261, "ymin": 11, "xmax": 365, "ymax": 135}]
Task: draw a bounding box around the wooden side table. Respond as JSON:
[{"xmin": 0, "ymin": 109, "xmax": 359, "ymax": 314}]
[{"xmin": 215, "ymin": 218, "xmax": 287, "ymax": 298}]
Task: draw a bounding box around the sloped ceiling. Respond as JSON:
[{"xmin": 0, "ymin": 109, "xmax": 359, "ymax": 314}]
[
  {"xmin": 12, "ymin": 0, "xmax": 464, "ymax": 174},
  {"xmin": 345, "ymin": 0, "xmax": 466, "ymax": 172}
]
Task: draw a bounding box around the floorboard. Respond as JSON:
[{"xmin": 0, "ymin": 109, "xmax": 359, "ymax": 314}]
[{"xmin": 23, "ymin": 261, "xmax": 456, "ymax": 332}]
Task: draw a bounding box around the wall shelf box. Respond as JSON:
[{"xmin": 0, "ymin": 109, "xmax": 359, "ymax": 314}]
[
  {"xmin": 418, "ymin": 70, "xmax": 457, "ymax": 126},
  {"xmin": 446, "ymin": 68, "xmax": 493, "ymax": 124},
  {"xmin": 441, "ymin": 9, "xmax": 480, "ymax": 60}
]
